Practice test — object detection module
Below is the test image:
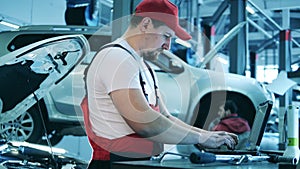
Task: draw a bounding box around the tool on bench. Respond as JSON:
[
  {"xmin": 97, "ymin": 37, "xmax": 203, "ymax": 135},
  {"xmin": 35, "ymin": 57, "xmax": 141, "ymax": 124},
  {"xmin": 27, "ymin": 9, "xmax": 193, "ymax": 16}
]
[
  {"xmin": 151, "ymin": 151, "xmax": 270, "ymax": 165},
  {"xmin": 189, "ymin": 150, "xmax": 299, "ymax": 165},
  {"xmin": 151, "ymin": 152, "xmax": 190, "ymax": 163},
  {"xmin": 189, "ymin": 151, "xmax": 270, "ymax": 165},
  {"xmin": 152, "ymin": 150, "xmax": 297, "ymax": 165}
]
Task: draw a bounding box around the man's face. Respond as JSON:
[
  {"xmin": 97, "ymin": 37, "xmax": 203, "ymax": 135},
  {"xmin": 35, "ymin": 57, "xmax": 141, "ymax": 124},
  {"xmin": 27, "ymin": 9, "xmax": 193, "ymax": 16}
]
[
  {"xmin": 141, "ymin": 25, "xmax": 174, "ymax": 61},
  {"xmin": 217, "ymin": 105, "xmax": 226, "ymax": 117}
]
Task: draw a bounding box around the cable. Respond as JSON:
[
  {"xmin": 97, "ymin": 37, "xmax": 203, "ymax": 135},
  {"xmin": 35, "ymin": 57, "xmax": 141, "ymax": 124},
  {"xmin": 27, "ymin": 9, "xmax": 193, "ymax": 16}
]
[{"xmin": 32, "ymin": 93, "xmax": 58, "ymax": 169}]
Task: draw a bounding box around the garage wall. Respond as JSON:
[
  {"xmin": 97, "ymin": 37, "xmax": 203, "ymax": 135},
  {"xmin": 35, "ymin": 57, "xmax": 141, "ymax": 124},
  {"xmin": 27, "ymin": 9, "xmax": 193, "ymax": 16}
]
[{"xmin": 0, "ymin": 0, "xmax": 66, "ymax": 25}]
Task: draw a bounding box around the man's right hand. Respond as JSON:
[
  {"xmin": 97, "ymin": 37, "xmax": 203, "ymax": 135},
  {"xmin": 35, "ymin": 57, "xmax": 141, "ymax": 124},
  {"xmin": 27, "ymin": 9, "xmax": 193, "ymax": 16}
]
[{"xmin": 198, "ymin": 131, "xmax": 238, "ymax": 150}]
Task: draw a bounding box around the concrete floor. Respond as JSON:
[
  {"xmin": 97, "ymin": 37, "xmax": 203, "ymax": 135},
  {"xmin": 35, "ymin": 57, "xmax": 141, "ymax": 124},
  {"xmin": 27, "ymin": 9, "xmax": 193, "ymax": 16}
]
[{"xmin": 54, "ymin": 136, "xmax": 92, "ymax": 162}]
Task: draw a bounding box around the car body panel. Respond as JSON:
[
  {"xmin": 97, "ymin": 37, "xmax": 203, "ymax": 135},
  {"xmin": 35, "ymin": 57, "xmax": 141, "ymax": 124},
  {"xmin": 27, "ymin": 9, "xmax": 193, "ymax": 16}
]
[
  {"xmin": 0, "ymin": 140, "xmax": 88, "ymax": 168},
  {"xmin": 152, "ymin": 50, "xmax": 273, "ymax": 127},
  {"xmin": 0, "ymin": 34, "xmax": 90, "ymax": 123}
]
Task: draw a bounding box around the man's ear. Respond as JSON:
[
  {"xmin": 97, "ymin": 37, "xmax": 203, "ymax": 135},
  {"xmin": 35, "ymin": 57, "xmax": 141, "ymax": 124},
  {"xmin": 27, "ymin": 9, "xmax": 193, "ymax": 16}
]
[{"xmin": 140, "ymin": 17, "xmax": 152, "ymax": 32}]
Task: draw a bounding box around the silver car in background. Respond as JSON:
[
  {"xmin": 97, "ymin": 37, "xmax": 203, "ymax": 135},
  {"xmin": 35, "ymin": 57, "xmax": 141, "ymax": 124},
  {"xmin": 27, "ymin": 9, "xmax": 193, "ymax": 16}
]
[{"xmin": 0, "ymin": 25, "xmax": 274, "ymax": 147}]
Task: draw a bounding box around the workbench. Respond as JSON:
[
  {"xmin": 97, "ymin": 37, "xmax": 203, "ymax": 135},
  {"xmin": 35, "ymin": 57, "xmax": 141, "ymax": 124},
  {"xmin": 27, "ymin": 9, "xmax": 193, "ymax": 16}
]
[{"xmin": 112, "ymin": 158, "xmax": 279, "ymax": 169}]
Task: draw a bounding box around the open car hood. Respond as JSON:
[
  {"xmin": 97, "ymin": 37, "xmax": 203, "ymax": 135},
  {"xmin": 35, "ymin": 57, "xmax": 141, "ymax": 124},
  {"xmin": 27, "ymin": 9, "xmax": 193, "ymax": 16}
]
[
  {"xmin": 0, "ymin": 140, "xmax": 87, "ymax": 168},
  {"xmin": 0, "ymin": 34, "xmax": 90, "ymax": 123}
]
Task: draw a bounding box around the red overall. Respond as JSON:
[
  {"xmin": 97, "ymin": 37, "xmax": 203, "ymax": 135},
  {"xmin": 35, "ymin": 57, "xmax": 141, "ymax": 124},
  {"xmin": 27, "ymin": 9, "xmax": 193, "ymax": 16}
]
[{"xmin": 81, "ymin": 97, "xmax": 162, "ymax": 160}]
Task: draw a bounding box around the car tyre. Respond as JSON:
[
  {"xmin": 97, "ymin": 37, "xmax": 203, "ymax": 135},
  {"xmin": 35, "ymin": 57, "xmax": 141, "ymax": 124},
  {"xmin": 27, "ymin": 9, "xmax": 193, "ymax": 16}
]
[
  {"xmin": 0, "ymin": 107, "xmax": 44, "ymax": 143},
  {"xmin": 1, "ymin": 106, "xmax": 64, "ymax": 146}
]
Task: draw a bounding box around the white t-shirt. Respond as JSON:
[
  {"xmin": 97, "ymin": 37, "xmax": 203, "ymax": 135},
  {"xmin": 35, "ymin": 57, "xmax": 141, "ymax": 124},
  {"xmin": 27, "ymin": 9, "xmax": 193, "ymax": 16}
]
[{"xmin": 86, "ymin": 38, "xmax": 157, "ymax": 139}]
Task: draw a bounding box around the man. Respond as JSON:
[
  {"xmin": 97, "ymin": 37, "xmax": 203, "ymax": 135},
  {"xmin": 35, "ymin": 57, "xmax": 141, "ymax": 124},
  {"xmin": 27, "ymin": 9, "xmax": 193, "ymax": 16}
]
[
  {"xmin": 82, "ymin": 0, "xmax": 238, "ymax": 168},
  {"xmin": 210, "ymin": 100, "xmax": 251, "ymax": 134}
]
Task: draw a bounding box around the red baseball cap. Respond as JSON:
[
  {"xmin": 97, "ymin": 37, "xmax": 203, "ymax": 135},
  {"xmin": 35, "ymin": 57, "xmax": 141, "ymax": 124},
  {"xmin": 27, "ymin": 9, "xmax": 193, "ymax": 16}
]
[{"xmin": 134, "ymin": 0, "xmax": 192, "ymax": 41}]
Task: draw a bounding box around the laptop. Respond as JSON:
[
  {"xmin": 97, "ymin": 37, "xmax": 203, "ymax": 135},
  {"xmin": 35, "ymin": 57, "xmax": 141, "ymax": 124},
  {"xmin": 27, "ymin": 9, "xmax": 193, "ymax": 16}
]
[{"xmin": 199, "ymin": 100, "xmax": 274, "ymax": 155}]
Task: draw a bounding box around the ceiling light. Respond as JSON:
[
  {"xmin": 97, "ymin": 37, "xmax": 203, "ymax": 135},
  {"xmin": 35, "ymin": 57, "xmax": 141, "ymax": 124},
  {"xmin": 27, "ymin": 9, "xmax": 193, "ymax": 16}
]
[
  {"xmin": 0, "ymin": 20, "xmax": 20, "ymax": 29},
  {"xmin": 246, "ymin": 5, "xmax": 256, "ymax": 15}
]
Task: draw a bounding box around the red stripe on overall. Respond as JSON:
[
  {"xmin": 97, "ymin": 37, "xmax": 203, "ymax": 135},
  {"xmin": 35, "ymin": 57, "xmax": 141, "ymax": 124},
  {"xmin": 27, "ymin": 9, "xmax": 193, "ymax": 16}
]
[{"xmin": 81, "ymin": 97, "xmax": 162, "ymax": 160}]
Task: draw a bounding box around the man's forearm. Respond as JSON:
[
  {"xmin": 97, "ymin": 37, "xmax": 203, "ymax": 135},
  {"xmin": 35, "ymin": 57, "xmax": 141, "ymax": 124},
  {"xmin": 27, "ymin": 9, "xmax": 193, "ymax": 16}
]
[
  {"xmin": 158, "ymin": 99, "xmax": 209, "ymax": 135},
  {"xmin": 168, "ymin": 115, "xmax": 209, "ymax": 134},
  {"xmin": 131, "ymin": 109, "xmax": 202, "ymax": 144}
]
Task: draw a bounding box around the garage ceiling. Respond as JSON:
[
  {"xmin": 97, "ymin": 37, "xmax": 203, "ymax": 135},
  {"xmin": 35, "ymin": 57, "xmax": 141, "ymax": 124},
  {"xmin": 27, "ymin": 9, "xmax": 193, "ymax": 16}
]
[
  {"xmin": 179, "ymin": 0, "xmax": 300, "ymax": 67},
  {"xmin": 0, "ymin": 0, "xmax": 299, "ymax": 68}
]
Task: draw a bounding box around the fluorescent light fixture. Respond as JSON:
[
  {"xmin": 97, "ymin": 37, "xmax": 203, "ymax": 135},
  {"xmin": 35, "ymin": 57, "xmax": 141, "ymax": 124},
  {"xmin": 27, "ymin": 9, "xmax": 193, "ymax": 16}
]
[
  {"xmin": 10, "ymin": 141, "xmax": 67, "ymax": 154},
  {"xmin": 0, "ymin": 20, "xmax": 20, "ymax": 29},
  {"xmin": 246, "ymin": 5, "xmax": 256, "ymax": 15},
  {"xmin": 175, "ymin": 38, "xmax": 192, "ymax": 48}
]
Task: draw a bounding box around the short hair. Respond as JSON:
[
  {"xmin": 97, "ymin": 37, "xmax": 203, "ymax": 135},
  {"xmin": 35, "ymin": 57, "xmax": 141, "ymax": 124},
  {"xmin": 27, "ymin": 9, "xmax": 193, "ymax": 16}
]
[
  {"xmin": 224, "ymin": 100, "xmax": 238, "ymax": 114},
  {"xmin": 130, "ymin": 15, "xmax": 166, "ymax": 28}
]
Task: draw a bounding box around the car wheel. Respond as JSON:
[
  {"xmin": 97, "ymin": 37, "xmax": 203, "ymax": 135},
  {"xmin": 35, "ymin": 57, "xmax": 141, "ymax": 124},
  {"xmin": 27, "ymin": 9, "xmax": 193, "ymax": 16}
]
[{"xmin": 0, "ymin": 107, "xmax": 44, "ymax": 143}]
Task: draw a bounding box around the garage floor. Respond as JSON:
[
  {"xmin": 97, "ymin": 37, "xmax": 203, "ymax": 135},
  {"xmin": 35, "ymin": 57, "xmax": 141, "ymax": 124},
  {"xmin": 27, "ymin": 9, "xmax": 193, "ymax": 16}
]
[{"xmin": 54, "ymin": 136, "xmax": 92, "ymax": 162}]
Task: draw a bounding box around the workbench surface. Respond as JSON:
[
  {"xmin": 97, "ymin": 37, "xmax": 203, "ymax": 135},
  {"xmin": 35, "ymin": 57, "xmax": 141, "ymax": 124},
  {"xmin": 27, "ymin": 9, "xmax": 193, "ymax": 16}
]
[{"xmin": 112, "ymin": 158, "xmax": 279, "ymax": 169}]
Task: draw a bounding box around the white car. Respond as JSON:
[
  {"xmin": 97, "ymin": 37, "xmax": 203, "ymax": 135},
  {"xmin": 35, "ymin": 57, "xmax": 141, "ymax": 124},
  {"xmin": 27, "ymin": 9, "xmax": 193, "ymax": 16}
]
[{"xmin": 0, "ymin": 25, "xmax": 274, "ymax": 147}]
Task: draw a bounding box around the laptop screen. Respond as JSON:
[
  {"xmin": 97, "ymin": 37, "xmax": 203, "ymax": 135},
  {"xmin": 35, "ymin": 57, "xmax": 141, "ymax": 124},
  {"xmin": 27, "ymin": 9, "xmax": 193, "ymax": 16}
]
[{"xmin": 247, "ymin": 100, "xmax": 273, "ymax": 150}]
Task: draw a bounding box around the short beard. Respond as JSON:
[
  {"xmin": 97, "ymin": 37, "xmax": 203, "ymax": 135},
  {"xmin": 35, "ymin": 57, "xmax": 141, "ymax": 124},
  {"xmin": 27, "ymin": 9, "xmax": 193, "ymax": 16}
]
[{"xmin": 141, "ymin": 48, "xmax": 163, "ymax": 61}]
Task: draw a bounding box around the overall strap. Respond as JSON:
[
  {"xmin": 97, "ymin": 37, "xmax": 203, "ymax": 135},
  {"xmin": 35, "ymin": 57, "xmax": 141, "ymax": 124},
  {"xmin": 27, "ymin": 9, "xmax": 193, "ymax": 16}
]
[
  {"xmin": 84, "ymin": 44, "xmax": 158, "ymax": 103},
  {"xmin": 142, "ymin": 61, "xmax": 159, "ymax": 106}
]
